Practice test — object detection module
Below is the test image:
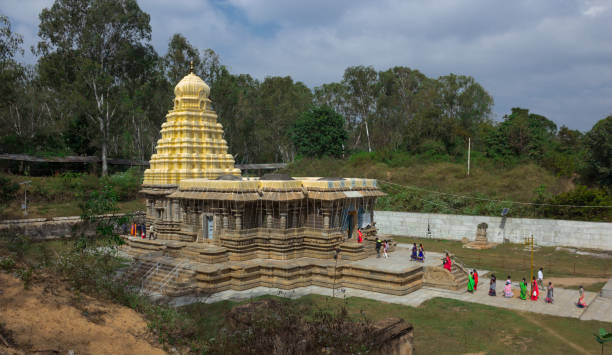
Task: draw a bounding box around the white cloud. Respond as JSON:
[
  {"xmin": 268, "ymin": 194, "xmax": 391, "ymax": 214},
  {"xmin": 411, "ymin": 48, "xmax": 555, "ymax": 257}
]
[{"xmin": 1, "ymin": 0, "xmax": 611, "ymax": 130}]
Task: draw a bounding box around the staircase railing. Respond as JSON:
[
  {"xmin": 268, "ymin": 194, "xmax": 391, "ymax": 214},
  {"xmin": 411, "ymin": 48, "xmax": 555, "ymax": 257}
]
[
  {"xmin": 140, "ymin": 262, "xmax": 160, "ymax": 291},
  {"xmin": 156, "ymin": 261, "xmax": 189, "ymax": 295}
]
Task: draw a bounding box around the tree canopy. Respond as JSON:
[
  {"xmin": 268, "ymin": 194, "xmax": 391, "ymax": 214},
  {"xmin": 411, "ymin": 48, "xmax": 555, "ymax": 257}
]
[{"xmin": 292, "ymin": 105, "xmax": 347, "ymax": 158}]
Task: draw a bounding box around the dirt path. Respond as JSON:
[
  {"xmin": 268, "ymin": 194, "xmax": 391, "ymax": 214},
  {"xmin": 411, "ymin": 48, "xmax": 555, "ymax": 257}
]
[
  {"xmin": 0, "ymin": 273, "xmax": 167, "ymax": 355},
  {"xmin": 521, "ymin": 312, "xmax": 589, "ymax": 355}
]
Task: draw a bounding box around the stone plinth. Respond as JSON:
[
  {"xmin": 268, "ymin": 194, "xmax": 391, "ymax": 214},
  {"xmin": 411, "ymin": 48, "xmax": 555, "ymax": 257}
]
[{"xmin": 464, "ymin": 222, "xmax": 498, "ymax": 249}]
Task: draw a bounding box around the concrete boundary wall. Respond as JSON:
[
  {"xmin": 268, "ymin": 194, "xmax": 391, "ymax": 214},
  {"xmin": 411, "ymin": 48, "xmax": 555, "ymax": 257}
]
[{"xmin": 374, "ymin": 211, "xmax": 612, "ymax": 251}]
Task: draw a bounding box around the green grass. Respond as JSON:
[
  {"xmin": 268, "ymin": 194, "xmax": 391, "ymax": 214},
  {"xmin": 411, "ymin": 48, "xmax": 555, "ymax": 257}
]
[
  {"xmin": 394, "ymin": 236, "xmax": 612, "ymax": 280},
  {"xmin": 181, "ymin": 294, "xmax": 611, "ymax": 355}
]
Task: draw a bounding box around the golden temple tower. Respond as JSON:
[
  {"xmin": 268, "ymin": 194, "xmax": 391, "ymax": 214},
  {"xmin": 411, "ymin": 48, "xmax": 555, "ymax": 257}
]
[{"xmin": 142, "ymin": 69, "xmax": 241, "ymax": 186}]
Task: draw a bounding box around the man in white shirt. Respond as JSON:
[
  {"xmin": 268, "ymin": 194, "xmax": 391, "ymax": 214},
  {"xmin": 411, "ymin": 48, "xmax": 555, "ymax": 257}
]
[{"xmin": 537, "ymin": 267, "xmax": 544, "ymax": 289}]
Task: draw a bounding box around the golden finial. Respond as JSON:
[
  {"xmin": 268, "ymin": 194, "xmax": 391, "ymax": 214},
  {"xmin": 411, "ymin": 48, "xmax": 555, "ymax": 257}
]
[{"xmin": 189, "ymin": 60, "xmax": 194, "ymax": 73}]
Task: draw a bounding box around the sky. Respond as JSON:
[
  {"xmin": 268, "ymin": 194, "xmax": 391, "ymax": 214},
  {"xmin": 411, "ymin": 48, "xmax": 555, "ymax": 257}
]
[{"xmin": 2, "ymin": 0, "xmax": 612, "ymax": 131}]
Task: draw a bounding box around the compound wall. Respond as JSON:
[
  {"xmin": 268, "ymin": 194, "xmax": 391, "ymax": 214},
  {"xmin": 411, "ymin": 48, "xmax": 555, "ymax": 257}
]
[{"xmin": 374, "ymin": 211, "xmax": 612, "ymax": 251}]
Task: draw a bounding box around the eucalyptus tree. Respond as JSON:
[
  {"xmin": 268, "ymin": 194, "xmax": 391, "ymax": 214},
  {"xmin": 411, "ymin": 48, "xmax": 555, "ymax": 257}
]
[
  {"xmin": 0, "ymin": 14, "xmax": 24, "ymax": 113},
  {"xmin": 37, "ymin": 0, "xmax": 153, "ymax": 175},
  {"xmin": 341, "ymin": 65, "xmax": 379, "ymax": 152}
]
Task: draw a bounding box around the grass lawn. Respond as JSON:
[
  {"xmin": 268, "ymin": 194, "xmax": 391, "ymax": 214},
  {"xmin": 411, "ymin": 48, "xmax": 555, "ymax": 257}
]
[
  {"xmin": 394, "ymin": 236, "xmax": 612, "ymax": 281},
  {"xmin": 181, "ymin": 294, "xmax": 611, "ymax": 355}
]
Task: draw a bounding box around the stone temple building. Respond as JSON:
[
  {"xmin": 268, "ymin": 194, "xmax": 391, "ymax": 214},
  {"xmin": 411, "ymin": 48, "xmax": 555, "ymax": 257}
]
[{"xmin": 125, "ymin": 70, "xmax": 427, "ymax": 296}]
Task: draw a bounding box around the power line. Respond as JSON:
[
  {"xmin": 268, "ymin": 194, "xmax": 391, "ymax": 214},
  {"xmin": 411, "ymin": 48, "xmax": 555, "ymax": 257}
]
[
  {"xmin": 381, "ymin": 180, "xmax": 468, "ymax": 213},
  {"xmin": 378, "ymin": 180, "xmax": 612, "ymax": 209}
]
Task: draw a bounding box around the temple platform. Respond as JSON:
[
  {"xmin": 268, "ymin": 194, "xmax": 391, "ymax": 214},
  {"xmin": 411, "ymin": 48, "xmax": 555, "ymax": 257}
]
[{"xmin": 122, "ymin": 238, "xmax": 430, "ymax": 297}]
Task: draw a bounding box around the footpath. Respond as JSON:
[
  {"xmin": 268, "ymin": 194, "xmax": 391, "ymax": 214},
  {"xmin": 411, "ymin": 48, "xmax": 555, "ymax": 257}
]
[{"xmin": 169, "ymin": 247, "xmax": 612, "ymax": 323}]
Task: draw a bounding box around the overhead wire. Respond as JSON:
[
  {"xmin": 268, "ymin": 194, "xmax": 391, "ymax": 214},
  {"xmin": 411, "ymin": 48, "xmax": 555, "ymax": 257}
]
[{"xmin": 378, "ymin": 179, "xmax": 612, "ymax": 209}]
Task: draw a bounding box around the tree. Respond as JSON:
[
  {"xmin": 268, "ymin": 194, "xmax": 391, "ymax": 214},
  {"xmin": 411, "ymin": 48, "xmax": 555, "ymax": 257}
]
[
  {"xmin": 163, "ymin": 33, "xmax": 200, "ymax": 84},
  {"xmin": 0, "ymin": 15, "xmax": 24, "ymax": 111},
  {"xmin": 342, "ymin": 66, "xmax": 378, "ymax": 152},
  {"xmin": 258, "ymin": 76, "xmax": 312, "ymax": 162},
  {"xmin": 37, "ymin": 0, "xmax": 152, "ymax": 175},
  {"xmin": 292, "ymin": 105, "xmax": 347, "ymax": 158},
  {"xmin": 584, "ymin": 115, "xmax": 612, "ymax": 186}
]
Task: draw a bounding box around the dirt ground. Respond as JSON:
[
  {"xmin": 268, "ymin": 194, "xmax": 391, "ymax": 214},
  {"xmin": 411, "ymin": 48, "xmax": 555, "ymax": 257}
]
[
  {"xmin": 0, "ymin": 273, "xmax": 167, "ymax": 355},
  {"xmin": 545, "ymin": 276, "xmax": 609, "ymax": 289}
]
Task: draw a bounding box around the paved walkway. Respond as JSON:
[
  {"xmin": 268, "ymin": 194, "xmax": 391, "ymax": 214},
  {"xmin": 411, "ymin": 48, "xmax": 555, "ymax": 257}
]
[{"xmin": 166, "ymin": 247, "xmax": 612, "ymax": 323}]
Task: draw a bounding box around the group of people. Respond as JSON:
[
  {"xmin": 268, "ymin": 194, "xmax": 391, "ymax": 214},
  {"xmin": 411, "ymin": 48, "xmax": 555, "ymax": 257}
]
[
  {"xmin": 375, "ymin": 237, "xmax": 390, "ymax": 258},
  {"xmin": 126, "ymin": 222, "xmax": 155, "ymax": 240},
  {"xmin": 466, "ymin": 266, "xmax": 587, "ymax": 308},
  {"xmin": 410, "ymin": 243, "xmax": 425, "ymax": 262}
]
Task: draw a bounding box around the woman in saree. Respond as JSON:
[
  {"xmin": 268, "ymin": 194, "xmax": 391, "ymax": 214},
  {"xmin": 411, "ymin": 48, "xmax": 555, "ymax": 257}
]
[
  {"xmin": 530, "ymin": 276, "xmax": 539, "ymax": 301},
  {"xmin": 504, "ymin": 276, "xmax": 514, "ymax": 298},
  {"xmin": 473, "ymin": 269, "xmax": 479, "ymax": 291},
  {"xmin": 411, "ymin": 243, "xmax": 418, "ymax": 261},
  {"xmin": 443, "ymin": 253, "xmax": 452, "ymax": 271},
  {"xmin": 467, "ymin": 271, "xmax": 475, "ymax": 293},
  {"xmin": 488, "ymin": 274, "xmax": 497, "ymax": 296},
  {"xmin": 519, "ymin": 277, "xmax": 528, "ymax": 300},
  {"xmin": 545, "ymin": 281, "xmax": 554, "ymax": 304}
]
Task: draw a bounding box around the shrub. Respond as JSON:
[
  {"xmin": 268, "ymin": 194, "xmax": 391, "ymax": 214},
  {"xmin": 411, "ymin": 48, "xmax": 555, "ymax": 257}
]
[
  {"xmin": 104, "ymin": 168, "xmax": 142, "ymax": 201},
  {"xmin": 0, "ymin": 175, "xmax": 18, "ymax": 205},
  {"xmin": 0, "ymin": 256, "xmax": 16, "ymax": 272}
]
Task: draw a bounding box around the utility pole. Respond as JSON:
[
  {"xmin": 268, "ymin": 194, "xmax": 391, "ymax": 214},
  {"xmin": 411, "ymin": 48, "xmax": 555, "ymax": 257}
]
[
  {"xmin": 19, "ymin": 181, "xmax": 31, "ymax": 217},
  {"xmin": 467, "ymin": 137, "xmax": 471, "ymax": 176},
  {"xmin": 524, "ymin": 235, "xmax": 534, "ymax": 285}
]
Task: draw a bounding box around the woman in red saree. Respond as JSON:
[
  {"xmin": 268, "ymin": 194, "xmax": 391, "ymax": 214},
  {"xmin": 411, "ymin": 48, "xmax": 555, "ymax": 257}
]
[
  {"xmin": 443, "ymin": 253, "xmax": 452, "ymax": 271},
  {"xmin": 357, "ymin": 228, "xmax": 363, "ymax": 243},
  {"xmin": 473, "ymin": 269, "xmax": 479, "ymax": 291},
  {"xmin": 530, "ymin": 276, "xmax": 539, "ymax": 300}
]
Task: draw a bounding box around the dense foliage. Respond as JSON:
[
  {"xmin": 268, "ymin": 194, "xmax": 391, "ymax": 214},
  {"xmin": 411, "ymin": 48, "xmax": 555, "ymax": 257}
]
[{"xmin": 292, "ymin": 105, "xmax": 347, "ymax": 158}]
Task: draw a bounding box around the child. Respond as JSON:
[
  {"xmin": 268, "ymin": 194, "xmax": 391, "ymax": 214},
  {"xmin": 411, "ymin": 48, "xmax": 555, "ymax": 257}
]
[
  {"xmin": 577, "ymin": 286, "xmax": 587, "ymax": 308},
  {"xmin": 545, "ymin": 282, "xmax": 554, "ymax": 304},
  {"xmin": 417, "ymin": 245, "xmax": 424, "ymax": 262},
  {"xmin": 410, "ymin": 243, "xmax": 418, "ymax": 261}
]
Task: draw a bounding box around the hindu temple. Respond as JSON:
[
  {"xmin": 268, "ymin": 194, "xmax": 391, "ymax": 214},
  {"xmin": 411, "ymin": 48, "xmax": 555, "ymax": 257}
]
[{"xmin": 124, "ymin": 69, "xmax": 450, "ymax": 297}]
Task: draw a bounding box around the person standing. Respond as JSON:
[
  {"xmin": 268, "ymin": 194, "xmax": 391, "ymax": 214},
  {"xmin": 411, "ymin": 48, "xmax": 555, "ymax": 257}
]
[
  {"xmin": 357, "ymin": 228, "xmax": 363, "ymax": 243},
  {"xmin": 537, "ymin": 267, "xmax": 544, "ymax": 289},
  {"xmin": 531, "ymin": 276, "xmax": 539, "ymax": 301},
  {"xmin": 410, "ymin": 243, "xmax": 418, "ymax": 261},
  {"xmin": 467, "ymin": 271, "xmax": 475, "ymax": 293},
  {"xmin": 443, "ymin": 253, "xmax": 452, "ymax": 271},
  {"xmin": 519, "ymin": 278, "xmax": 528, "ymax": 300},
  {"xmin": 375, "ymin": 237, "xmax": 382, "ymax": 258},
  {"xmin": 545, "ymin": 282, "xmax": 554, "ymax": 304},
  {"xmin": 473, "ymin": 269, "xmax": 479, "ymax": 291},
  {"xmin": 489, "ymin": 274, "xmax": 497, "ymax": 296}
]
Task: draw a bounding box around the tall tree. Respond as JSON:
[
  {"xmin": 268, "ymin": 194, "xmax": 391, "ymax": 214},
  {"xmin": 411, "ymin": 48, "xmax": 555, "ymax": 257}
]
[
  {"xmin": 0, "ymin": 15, "xmax": 24, "ymax": 111},
  {"xmin": 37, "ymin": 0, "xmax": 152, "ymax": 175},
  {"xmin": 584, "ymin": 115, "xmax": 612, "ymax": 186},
  {"xmin": 163, "ymin": 33, "xmax": 200, "ymax": 84},
  {"xmin": 342, "ymin": 66, "xmax": 378, "ymax": 152}
]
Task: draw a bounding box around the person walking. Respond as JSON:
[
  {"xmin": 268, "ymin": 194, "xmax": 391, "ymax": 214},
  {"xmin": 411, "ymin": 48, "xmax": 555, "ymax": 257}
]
[
  {"xmin": 473, "ymin": 269, "xmax": 479, "ymax": 291},
  {"xmin": 383, "ymin": 240, "xmax": 389, "ymax": 259},
  {"xmin": 531, "ymin": 276, "xmax": 539, "ymax": 301},
  {"xmin": 537, "ymin": 267, "xmax": 544, "ymax": 289},
  {"xmin": 467, "ymin": 271, "xmax": 475, "ymax": 293},
  {"xmin": 357, "ymin": 228, "xmax": 363, "ymax": 243},
  {"xmin": 577, "ymin": 286, "xmax": 587, "ymax": 308},
  {"xmin": 375, "ymin": 237, "xmax": 382, "ymax": 258},
  {"xmin": 519, "ymin": 277, "xmax": 528, "ymax": 300},
  {"xmin": 504, "ymin": 276, "xmax": 514, "ymax": 298},
  {"xmin": 545, "ymin": 282, "xmax": 554, "ymax": 304},
  {"xmin": 489, "ymin": 274, "xmax": 497, "ymax": 296}
]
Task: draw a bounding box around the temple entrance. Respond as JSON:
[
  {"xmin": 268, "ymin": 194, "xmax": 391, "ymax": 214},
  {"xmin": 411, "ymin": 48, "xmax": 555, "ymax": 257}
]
[
  {"xmin": 347, "ymin": 211, "xmax": 357, "ymax": 239},
  {"xmin": 202, "ymin": 215, "xmax": 214, "ymax": 240}
]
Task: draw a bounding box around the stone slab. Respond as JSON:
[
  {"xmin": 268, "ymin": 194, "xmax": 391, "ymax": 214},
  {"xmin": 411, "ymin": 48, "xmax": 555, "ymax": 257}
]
[{"xmin": 601, "ymin": 277, "xmax": 612, "ymax": 299}]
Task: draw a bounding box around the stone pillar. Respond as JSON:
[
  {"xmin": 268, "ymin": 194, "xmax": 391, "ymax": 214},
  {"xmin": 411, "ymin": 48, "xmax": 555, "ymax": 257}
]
[
  {"xmin": 292, "ymin": 207, "xmax": 299, "ymax": 228},
  {"xmin": 280, "ymin": 212, "xmax": 288, "ymax": 229},
  {"xmin": 234, "ymin": 210, "xmax": 243, "ymax": 230},
  {"xmin": 172, "ymin": 200, "xmax": 180, "ymax": 222},
  {"xmin": 222, "ymin": 210, "xmax": 229, "ymax": 230},
  {"xmin": 266, "ymin": 205, "xmax": 273, "ymax": 228},
  {"xmin": 322, "ymin": 205, "xmax": 331, "ymax": 229}
]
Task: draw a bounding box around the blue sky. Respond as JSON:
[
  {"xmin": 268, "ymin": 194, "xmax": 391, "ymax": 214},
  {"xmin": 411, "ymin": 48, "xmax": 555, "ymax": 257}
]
[{"xmin": 2, "ymin": 0, "xmax": 612, "ymax": 131}]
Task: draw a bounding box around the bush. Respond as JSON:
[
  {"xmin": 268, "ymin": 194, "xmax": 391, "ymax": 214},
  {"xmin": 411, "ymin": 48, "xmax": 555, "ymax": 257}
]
[
  {"xmin": 0, "ymin": 256, "xmax": 16, "ymax": 272},
  {"xmin": 0, "ymin": 175, "xmax": 19, "ymax": 205},
  {"xmin": 104, "ymin": 168, "xmax": 142, "ymax": 201},
  {"xmin": 539, "ymin": 186, "xmax": 612, "ymax": 221}
]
